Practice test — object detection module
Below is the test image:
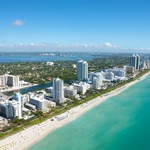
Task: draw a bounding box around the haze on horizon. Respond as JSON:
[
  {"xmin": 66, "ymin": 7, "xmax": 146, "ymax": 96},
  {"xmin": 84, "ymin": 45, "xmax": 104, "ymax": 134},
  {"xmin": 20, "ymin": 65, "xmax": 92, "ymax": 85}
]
[{"xmin": 1, "ymin": 0, "xmax": 150, "ymax": 53}]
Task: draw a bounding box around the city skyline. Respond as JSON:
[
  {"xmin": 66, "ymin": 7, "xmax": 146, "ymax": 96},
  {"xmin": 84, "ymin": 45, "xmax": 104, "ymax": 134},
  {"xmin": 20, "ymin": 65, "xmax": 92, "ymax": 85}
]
[{"xmin": 1, "ymin": 0, "xmax": 150, "ymax": 52}]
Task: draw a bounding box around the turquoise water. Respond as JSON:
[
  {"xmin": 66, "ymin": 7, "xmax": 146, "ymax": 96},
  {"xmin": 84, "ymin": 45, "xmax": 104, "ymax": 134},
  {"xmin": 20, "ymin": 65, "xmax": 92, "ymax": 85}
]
[{"xmin": 29, "ymin": 75, "xmax": 150, "ymax": 150}]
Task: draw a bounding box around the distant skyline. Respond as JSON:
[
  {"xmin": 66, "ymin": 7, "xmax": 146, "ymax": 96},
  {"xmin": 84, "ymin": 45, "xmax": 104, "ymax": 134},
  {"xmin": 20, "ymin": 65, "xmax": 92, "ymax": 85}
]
[{"xmin": 1, "ymin": 0, "xmax": 150, "ymax": 52}]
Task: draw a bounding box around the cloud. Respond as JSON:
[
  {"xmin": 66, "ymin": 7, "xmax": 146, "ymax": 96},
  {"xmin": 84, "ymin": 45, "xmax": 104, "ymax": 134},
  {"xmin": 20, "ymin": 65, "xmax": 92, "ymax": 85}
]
[
  {"xmin": 19, "ymin": 43, "xmax": 23, "ymax": 46},
  {"xmin": 0, "ymin": 42, "xmax": 148, "ymax": 53},
  {"xmin": 40, "ymin": 43, "xmax": 47, "ymax": 46},
  {"xmin": 104, "ymin": 42, "xmax": 112, "ymax": 47},
  {"xmin": 30, "ymin": 43, "xmax": 35, "ymax": 46},
  {"xmin": 12, "ymin": 20, "xmax": 24, "ymax": 26},
  {"xmin": 104, "ymin": 42, "xmax": 119, "ymax": 48}
]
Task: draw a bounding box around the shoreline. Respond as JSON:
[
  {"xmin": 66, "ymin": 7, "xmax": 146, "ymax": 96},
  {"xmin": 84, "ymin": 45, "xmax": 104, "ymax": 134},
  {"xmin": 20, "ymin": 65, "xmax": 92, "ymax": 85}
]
[
  {"xmin": 0, "ymin": 72, "xmax": 149, "ymax": 150},
  {"xmin": 0, "ymin": 84, "xmax": 38, "ymax": 93}
]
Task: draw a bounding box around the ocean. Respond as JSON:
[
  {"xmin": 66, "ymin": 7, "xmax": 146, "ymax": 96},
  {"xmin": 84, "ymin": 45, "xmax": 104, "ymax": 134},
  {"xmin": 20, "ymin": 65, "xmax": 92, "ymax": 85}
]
[{"xmin": 28, "ymin": 74, "xmax": 150, "ymax": 150}]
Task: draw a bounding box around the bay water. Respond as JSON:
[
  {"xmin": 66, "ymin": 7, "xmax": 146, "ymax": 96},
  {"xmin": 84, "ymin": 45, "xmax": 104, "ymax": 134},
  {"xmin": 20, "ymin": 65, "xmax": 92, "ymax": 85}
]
[
  {"xmin": 0, "ymin": 53, "xmax": 92, "ymax": 63},
  {"xmin": 29, "ymin": 75, "xmax": 150, "ymax": 150}
]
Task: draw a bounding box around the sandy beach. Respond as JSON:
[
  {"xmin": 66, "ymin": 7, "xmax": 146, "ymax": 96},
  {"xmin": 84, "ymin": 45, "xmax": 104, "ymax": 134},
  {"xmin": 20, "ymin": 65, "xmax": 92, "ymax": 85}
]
[{"xmin": 0, "ymin": 72, "xmax": 149, "ymax": 150}]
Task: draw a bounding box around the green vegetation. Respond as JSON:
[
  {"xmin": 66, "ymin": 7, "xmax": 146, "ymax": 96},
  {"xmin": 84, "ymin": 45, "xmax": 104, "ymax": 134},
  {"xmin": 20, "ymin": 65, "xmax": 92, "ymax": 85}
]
[
  {"xmin": 88, "ymin": 56, "xmax": 129, "ymax": 71},
  {"xmin": 0, "ymin": 56, "xmax": 129, "ymax": 84}
]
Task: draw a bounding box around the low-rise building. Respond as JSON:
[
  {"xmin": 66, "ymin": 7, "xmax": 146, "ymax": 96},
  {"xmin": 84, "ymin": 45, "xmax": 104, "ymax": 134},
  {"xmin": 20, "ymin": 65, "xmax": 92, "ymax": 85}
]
[
  {"xmin": 125, "ymin": 66, "xmax": 134, "ymax": 73},
  {"xmin": 46, "ymin": 101, "xmax": 56, "ymax": 108},
  {"xmin": 107, "ymin": 68, "xmax": 126, "ymax": 77},
  {"xmin": 102, "ymin": 71, "xmax": 115, "ymax": 81},
  {"xmin": 72, "ymin": 82, "xmax": 90, "ymax": 95},
  {"xmin": 72, "ymin": 64, "xmax": 76, "ymax": 68},
  {"xmin": 64, "ymin": 85, "xmax": 79, "ymax": 99},
  {"xmin": 46, "ymin": 87, "xmax": 53, "ymax": 96},
  {"xmin": 29, "ymin": 94, "xmax": 47, "ymax": 110},
  {"xmin": 46, "ymin": 62, "xmax": 54, "ymax": 66},
  {"xmin": 25, "ymin": 103, "xmax": 36, "ymax": 110},
  {"xmin": 29, "ymin": 94, "xmax": 56, "ymax": 110}
]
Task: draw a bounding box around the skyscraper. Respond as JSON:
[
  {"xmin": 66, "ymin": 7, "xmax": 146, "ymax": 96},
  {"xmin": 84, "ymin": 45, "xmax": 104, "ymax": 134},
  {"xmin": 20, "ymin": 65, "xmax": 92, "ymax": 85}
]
[
  {"xmin": 0, "ymin": 100, "xmax": 22, "ymax": 119},
  {"xmin": 136, "ymin": 54, "xmax": 140, "ymax": 70},
  {"xmin": 53, "ymin": 78, "xmax": 64, "ymax": 104},
  {"xmin": 130, "ymin": 54, "xmax": 137, "ymax": 71},
  {"xmin": 130, "ymin": 54, "xmax": 140, "ymax": 71},
  {"xmin": 77, "ymin": 60, "xmax": 88, "ymax": 81}
]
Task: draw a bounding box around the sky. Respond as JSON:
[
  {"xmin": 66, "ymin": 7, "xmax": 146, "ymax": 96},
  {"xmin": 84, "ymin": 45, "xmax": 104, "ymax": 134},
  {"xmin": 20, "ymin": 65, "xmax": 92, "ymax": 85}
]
[{"xmin": 1, "ymin": 0, "xmax": 150, "ymax": 52}]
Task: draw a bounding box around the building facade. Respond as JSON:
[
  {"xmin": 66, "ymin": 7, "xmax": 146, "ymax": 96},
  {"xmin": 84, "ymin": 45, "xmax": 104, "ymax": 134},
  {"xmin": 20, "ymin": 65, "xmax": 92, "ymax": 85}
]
[
  {"xmin": 64, "ymin": 85, "xmax": 79, "ymax": 99},
  {"xmin": 107, "ymin": 68, "xmax": 126, "ymax": 77},
  {"xmin": 125, "ymin": 66, "xmax": 134, "ymax": 73},
  {"xmin": 136, "ymin": 54, "xmax": 140, "ymax": 70},
  {"xmin": 130, "ymin": 54, "xmax": 137, "ymax": 71},
  {"xmin": 7, "ymin": 75, "xmax": 19, "ymax": 87},
  {"xmin": 89, "ymin": 72, "xmax": 103, "ymax": 89},
  {"xmin": 77, "ymin": 60, "xmax": 88, "ymax": 81},
  {"xmin": 0, "ymin": 74, "xmax": 19, "ymax": 87},
  {"xmin": 130, "ymin": 54, "xmax": 140, "ymax": 71},
  {"xmin": 53, "ymin": 78, "xmax": 64, "ymax": 104},
  {"xmin": 72, "ymin": 82, "xmax": 90, "ymax": 95},
  {"xmin": 0, "ymin": 75, "xmax": 7, "ymax": 86},
  {"xmin": 30, "ymin": 95, "xmax": 47, "ymax": 110},
  {"xmin": 0, "ymin": 101, "xmax": 22, "ymax": 119},
  {"xmin": 102, "ymin": 72, "xmax": 115, "ymax": 81}
]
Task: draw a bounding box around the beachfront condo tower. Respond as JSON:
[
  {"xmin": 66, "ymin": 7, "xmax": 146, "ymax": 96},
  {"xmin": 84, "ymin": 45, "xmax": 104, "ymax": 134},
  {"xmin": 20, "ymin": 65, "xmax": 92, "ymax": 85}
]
[
  {"xmin": 77, "ymin": 60, "xmax": 88, "ymax": 81},
  {"xmin": 136, "ymin": 54, "xmax": 140, "ymax": 70},
  {"xmin": 130, "ymin": 54, "xmax": 140, "ymax": 71},
  {"xmin": 53, "ymin": 78, "xmax": 64, "ymax": 104},
  {"xmin": 130, "ymin": 54, "xmax": 137, "ymax": 72}
]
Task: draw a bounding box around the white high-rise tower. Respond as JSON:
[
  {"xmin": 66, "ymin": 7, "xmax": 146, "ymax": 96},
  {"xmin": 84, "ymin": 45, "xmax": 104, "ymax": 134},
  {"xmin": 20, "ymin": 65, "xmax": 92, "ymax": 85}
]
[
  {"xmin": 53, "ymin": 78, "xmax": 64, "ymax": 104},
  {"xmin": 77, "ymin": 60, "xmax": 88, "ymax": 81}
]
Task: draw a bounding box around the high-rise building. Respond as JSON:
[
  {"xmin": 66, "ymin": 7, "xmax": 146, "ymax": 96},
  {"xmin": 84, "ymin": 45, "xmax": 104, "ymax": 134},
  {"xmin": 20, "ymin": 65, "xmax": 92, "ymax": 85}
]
[
  {"xmin": 0, "ymin": 74, "xmax": 20, "ymax": 87},
  {"xmin": 7, "ymin": 75, "xmax": 19, "ymax": 87},
  {"xmin": 0, "ymin": 75, "xmax": 7, "ymax": 86},
  {"xmin": 136, "ymin": 54, "xmax": 140, "ymax": 70},
  {"xmin": 0, "ymin": 100, "xmax": 22, "ymax": 119},
  {"xmin": 130, "ymin": 54, "xmax": 140, "ymax": 71},
  {"xmin": 53, "ymin": 78, "xmax": 64, "ymax": 104},
  {"xmin": 77, "ymin": 60, "xmax": 88, "ymax": 81},
  {"xmin": 130, "ymin": 54, "xmax": 137, "ymax": 71}
]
